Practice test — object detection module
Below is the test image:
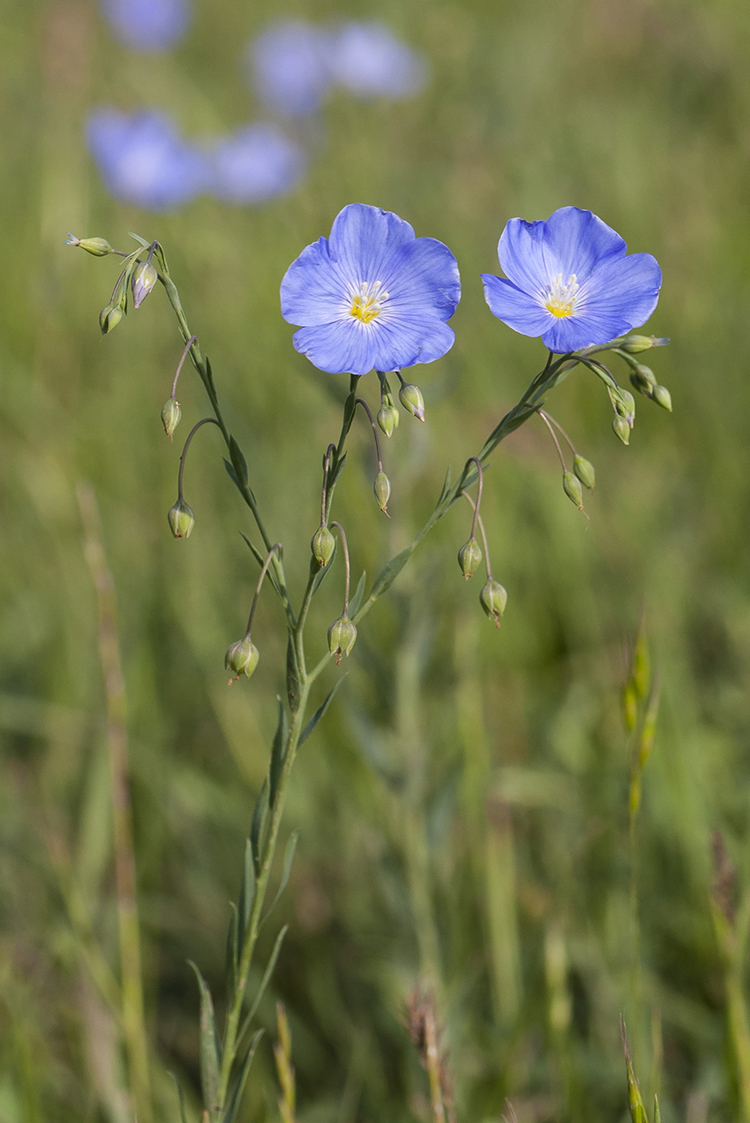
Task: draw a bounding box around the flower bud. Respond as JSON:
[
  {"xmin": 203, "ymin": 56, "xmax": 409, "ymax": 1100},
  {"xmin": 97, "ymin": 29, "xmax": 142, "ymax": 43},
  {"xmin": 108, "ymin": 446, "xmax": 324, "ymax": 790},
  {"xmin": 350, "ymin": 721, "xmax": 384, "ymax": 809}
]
[
  {"xmin": 612, "ymin": 387, "xmax": 636, "ymax": 424},
  {"xmin": 573, "ymin": 454, "xmax": 595, "ymax": 490},
  {"xmin": 374, "ymin": 471, "xmax": 391, "ymax": 513},
  {"xmin": 225, "ymin": 638, "xmax": 260, "ymax": 682},
  {"xmin": 161, "ymin": 398, "xmax": 181, "ymax": 439},
  {"xmin": 66, "ymin": 234, "xmax": 114, "ymax": 256},
  {"xmin": 99, "ymin": 302, "xmax": 124, "ymax": 335},
  {"xmin": 377, "ymin": 405, "xmax": 398, "ymax": 438},
  {"xmin": 328, "ymin": 615, "xmax": 357, "ymax": 664},
  {"xmin": 653, "ymin": 384, "xmax": 672, "ymax": 412},
  {"xmin": 563, "ymin": 470, "xmax": 584, "ymax": 511},
  {"xmin": 132, "ymin": 261, "xmax": 158, "ymax": 309},
  {"xmin": 629, "ymin": 368, "xmax": 655, "ymax": 398},
  {"xmin": 168, "ymin": 500, "xmax": 195, "ymax": 539},
  {"xmin": 612, "ymin": 416, "xmax": 630, "ymax": 445},
  {"xmin": 619, "ymin": 334, "xmax": 669, "ymax": 353},
  {"xmin": 311, "ymin": 525, "xmax": 335, "ymax": 568},
  {"xmin": 480, "ymin": 579, "xmax": 508, "ymax": 628},
  {"xmin": 458, "ymin": 537, "xmax": 482, "ymax": 580},
  {"xmin": 398, "ymin": 383, "xmax": 425, "ymax": 422}
]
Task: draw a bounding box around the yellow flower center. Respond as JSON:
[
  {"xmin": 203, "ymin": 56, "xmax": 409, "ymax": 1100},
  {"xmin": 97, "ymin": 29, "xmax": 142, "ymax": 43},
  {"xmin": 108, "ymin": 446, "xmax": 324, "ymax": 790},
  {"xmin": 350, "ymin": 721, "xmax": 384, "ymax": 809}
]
[
  {"xmin": 545, "ymin": 272, "xmax": 579, "ymax": 318},
  {"xmin": 349, "ymin": 280, "xmax": 388, "ymax": 324}
]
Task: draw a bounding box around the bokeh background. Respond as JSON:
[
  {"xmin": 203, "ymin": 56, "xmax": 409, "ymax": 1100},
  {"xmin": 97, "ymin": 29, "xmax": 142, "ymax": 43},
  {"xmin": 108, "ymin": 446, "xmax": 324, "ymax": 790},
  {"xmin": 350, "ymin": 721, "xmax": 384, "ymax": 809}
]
[{"xmin": 1, "ymin": 0, "xmax": 749, "ymax": 1120}]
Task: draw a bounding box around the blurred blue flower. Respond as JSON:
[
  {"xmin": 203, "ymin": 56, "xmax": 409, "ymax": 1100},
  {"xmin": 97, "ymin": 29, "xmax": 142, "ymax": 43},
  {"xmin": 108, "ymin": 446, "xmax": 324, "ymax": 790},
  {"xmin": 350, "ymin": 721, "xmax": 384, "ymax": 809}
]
[
  {"xmin": 481, "ymin": 206, "xmax": 662, "ymax": 353},
  {"xmin": 87, "ymin": 109, "xmax": 208, "ymax": 211},
  {"xmin": 248, "ymin": 20, "xmax": 330, "ymax": 117},
  {"xmin": 210, "ymin": 125, "xmax": 305, "ymax": 204},
  {"xmin": 280, "ymin": 203, "xmax": 460, "ymax": 376},
  {"xmin": 101, "ymin": 0, "xmax": 191, "ymax": 51},
  {"xmin": 328, "ymin": 22, "xmax": 427, "ymax": 98}
]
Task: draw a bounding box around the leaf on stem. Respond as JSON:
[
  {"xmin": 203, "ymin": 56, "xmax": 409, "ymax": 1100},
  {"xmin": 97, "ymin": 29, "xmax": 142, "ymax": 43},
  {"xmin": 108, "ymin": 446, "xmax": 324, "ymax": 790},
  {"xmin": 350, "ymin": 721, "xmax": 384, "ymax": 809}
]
[
  {"xmin": 128, "ymin": 231, "xmax": 151, "ymax": 249},
  {"xmin": 286, "ymin": 635, "xmax": 301, "ymax": 714},
  {"xmin": 300, "ymin": 677, "xmax": 347, "ymax": 745},
  {"xmin": 229, "ymin": 435, "xmax": 249, "ymax": 487},
  {"xmin": 329, "ymin": 450, "xmax": 348, "ymax": 490},
  {"xmin": 188, "ymin": 961, "xmax": 222, "ymax": 1114},
  {"xmin": 269, "ymin": 697, "xmax": 290, "ymax": 809},
  {"xmin": 240, "ymin": 533, "xmax": 282, "ymax": 600},
  {"xmin": 221, "ymin": 1028, "xmax": 264, "ymax": 1123},
  {"xmin": 250, "ymin": 781, "xmax": 269, "ymax": 878},
  {"xmin": 168, "ymin": 1072, "xmax": 192, "ymax": 1123},
  {"xmin": 237, "ymin": 926, "xmax": 289, "ymax": 1048},
  {"xmin": 237, "ymin": 839, "xmax": 256, "ymax": 953},
  {"xmin": 348, "ymin": 571, "xmax": 367, "ymax": 618},
  {"xmin": 263, "ymin": 834, "xmax": 299, "ymax": 927},
  {"xmin": 225, "ymin": 902, "xmax": 239, "ymax": 1001}
]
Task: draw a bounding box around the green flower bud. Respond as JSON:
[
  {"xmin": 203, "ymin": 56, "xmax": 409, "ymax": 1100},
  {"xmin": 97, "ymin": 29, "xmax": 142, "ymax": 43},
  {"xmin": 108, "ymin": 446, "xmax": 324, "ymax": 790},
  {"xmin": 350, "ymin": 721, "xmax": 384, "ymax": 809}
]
[
  {"xmin": 398, "ymin": 382, "xmax": 425, "ymax": 422},
  {"xmin": 480, "ymin": 579, "xmax": 508, "ymax": 628},
  {"xmin": 374, "ymin": 471, "xmax": 391, "ymax": 513},
  {"xmin": 629, "ymin": 369, "xmax": 655, "ymax": 398},
  {"xmin": 66, "ymin": 234, "xmax": 114, "ymax": 256},
  {"xmin": 132, "ymin": 261, "xmax": 158, "ymax": 309},
  {"xmin": 563, "ymin": 470, "xmax": 584, "ymax": 511},
  {"xmin": 328, "ymin": 615, "xmax": 357, "ymax": 665},
  {"xmin": 168, "ymin": 500, "xmax": 195, "ymax": 539},
  {"xmin": 653, "ymin": 384, "xmax": 672, "ymax": 412},
  {"xmin": 311, "ymin": 525, "xmax": 335, "ymax": 567},
  {"xmin": 225, "ymin": 638, "xmax": 260, "ymax": 682},
  {"xmin": 612, "ymin": 387, "xmax": 636, "ymax": 423},
  {"xmin": 612, "ymin": 416, "xmax": 630, "ymax": 445},
  {"xmin": 161, "ymin": 398, "xmax": 181, "ymax": 440},
  {"xmin": 377, "ymin": 405, "xmax": 398, "ymax": 438},
  {"xmin": 458, "ymin": 537, "xmax": 482, "ymax": 580},
  {"xmin": 619, "ymin": 334, "xmax": 669, "ymax": 353},
  {"xmin": 573, "ymin": 454, "xmax": 595, "ymax": 490},
  {"xmin": 99, "ymin": 302, "xmax": 124, "ymax": 335}
]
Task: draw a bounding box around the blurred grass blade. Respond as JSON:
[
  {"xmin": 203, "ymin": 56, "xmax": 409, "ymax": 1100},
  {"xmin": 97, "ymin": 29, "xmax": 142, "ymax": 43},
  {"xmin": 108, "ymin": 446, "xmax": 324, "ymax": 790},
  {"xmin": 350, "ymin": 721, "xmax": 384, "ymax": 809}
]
[
  {"xmin": 221, "ymin": 1029, "xmax": 264, "ymax": 1123},
  {"xmin": 238, "ymin": 926, "xmax": 289, "ymax": 1048},
  {"xmin": 653, "ymin": 1095, "xmax": 661, "ymax": 1123},
  {"xmin": 188, "ymin": 961, "xmax": 222, "ymax": 1113},
  {"xmin": 168, "ymin": 1072, "xmax": 192, "ymax": 1123},
  {"xmin": 348, "ymin": 571, "xmax": 367, "ymax": 618},
  {"xmin": 620, "ymin": 1019, "xmax": 648, "ymax": 1123},
  {"xmin": 300, "ymin": 677, "xmax": 346, "ymax": 745},
  {"xmin": 269, "ymin": 698, "xmax": 290, "ymax": 808}
]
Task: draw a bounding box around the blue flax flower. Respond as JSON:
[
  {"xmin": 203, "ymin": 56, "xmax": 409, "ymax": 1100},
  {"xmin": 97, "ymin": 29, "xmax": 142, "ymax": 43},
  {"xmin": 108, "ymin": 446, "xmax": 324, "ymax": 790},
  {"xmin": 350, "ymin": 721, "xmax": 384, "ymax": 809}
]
[
  {"xmin": 101, "ymin": 0, "xmax": 191, "ymax": 51},
  {"xmin": 280, "ymin": 203, "xmax": 460, "ymax": 376},
  {"xmin": 329, "ymin": 21, "xmax": 427, "ymax": 98},
  {"xmin": 210, "ymin": 125, "xmax": 305, "ymax": 205},
  {"xmin": 481, "ymin": 206, "xmax": 662, "ymax": 353},
  {"xmin": 248, "ymin": 20, "xmax": 330, "ymax": 118}
]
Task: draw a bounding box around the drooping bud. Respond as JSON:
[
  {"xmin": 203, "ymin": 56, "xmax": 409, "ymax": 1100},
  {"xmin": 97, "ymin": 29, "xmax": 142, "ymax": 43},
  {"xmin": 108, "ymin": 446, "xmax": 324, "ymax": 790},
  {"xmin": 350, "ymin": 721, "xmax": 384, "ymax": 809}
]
[
  {"xmin": 653, "ymin": 384, "xmax": 672, "ymax": 412},
  {"xmin": 328, "ymin": 615, "xmax": 357, "ymax": 664},
  {"xmin": 563, "ymin": 470, "xmax": 584, "ymax": 511},
  {"xmin": 311, "ymin": 525, "xmax": 335, "ymax": 568},
  {"xmin": 225, "ymin": 638, "xmax": 260, "ymax": 682},
  {"xmin": 612, "ymin": 387, "xmax": 636, "ymax": 425},
  {"xmin": 458, "ymin": 537, "xmax": 482, "ymax": 580},
  {"xmin": 399, "ymin": 383, "xmax": 425, "ymax": 422},
  {"xmin": 66, "ymin": 234, "xmax": 114, "ymax": 256},
  {"xmin": 619, "ymin": 334, "xmax": 669, "ymax": 354},
  {"xmin": 377, "ymin": 405, "xmax": 398, "ymax": 438},
  {"xmin": 612, "ymin": 416, "xmax": 630, "ymax": 445},
  {"xmin": 132, "ymin": 261, "xmax": 158, "ymax": 309},
  {"xmin": 161, "ymin": 398, "xmax": 181, "ymax": 440},
  {"xmin": 374, "ymin": 471, "xmax": 391, "ymax": 513},
  {"xmin": 629, "ymin": 364, "xmax": 656, "ymax": 398},
  {"xmin": 573, "ymin": 454, "xmax": 596, "ymax": 490},
  {"xmin": 99, "ymin": 302, "xmax": 124, "ymax": 335},
  {"xmin": 168, "ymin": 500, "xmax": 195, "ymax": 539},
  {"xmin": 480, "ymin": 579, "xmax": 508, "ymax": 628}
]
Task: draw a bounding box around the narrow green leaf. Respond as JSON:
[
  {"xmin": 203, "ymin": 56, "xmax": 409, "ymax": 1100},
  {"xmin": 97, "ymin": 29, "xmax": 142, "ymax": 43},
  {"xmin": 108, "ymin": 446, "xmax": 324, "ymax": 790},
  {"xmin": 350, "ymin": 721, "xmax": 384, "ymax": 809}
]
[
  {"xmin": 188, "ymin": 961, "xmax": 221, "ymax": 1113},
  {"xmin": 128, "ymin": 231, "xmax": 151, "ymax": 248},
  {"xmin": 229, "ymin": 435, "xmax": 249, "ymax": 487},
  {"xmin": 300, "ymin": 677, "xmax": 347, "ymax": 745},
  {"xmin": 221, "ymin": 1029, "xmax": 264, "ymax": 1123},
  {"xmin": 262, "ymin": 833, "xmax": 299, "ymax": 925},
  {"xmin": 225, "ymin": 902, "xmax": 238, "ymax": 1001},
  {"xmin": 286, "ymin": 635, "xmax": 301, "ymax": 714},
  {"xmin": 236, "ymin": 839, "xmax": 256, "ymax": 952},
  {"xmin": 250, "ymin": 781, "xmax": 269, "ymax": 877},
  {"xmin": 329, "ymin": 449, "xmax": 348, "ymax": 489},
  {"xmin": 223, "ymin": 457, "xmax": 241, "ymax": 490},
  {"xmin": 237, "ymin": 927, "xmax": 289, "ymax": 1047},
  {"xmin": 436, "ymin": 465, "xmax": 452, "ymax": 507},
  {"xmin": 653, "ymin": 1094, "xmax": 661, "ymax": 1123},
  {"xmin": 310, "ymin": 542, "xmax": 337, "ymax": 597},
  {"xmin": 240, "ymin": 533, "xmax": 281, "ymax": 598},
  {"xmin": 205, "ymin": 355, "xmax": 218, "ymax": 395},
  {"xmin": 269, "ymin": 697, "xmax": 290, "ymax": 808},
  {"xmin": 168, "ymin": 1072, "xmax": 191, "ymax": 1123},
  {"xmin": 362, "ymin": 544, "xmax": 414, "ymax": 607},
  {"xmin": 348, "ymin": 571, "xmax": 367, "ymax": 619}
]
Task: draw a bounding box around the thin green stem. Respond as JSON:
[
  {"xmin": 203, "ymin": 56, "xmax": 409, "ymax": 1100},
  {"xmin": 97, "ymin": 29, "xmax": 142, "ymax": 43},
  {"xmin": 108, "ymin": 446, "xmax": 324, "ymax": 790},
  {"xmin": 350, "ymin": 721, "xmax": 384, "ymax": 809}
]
[
  {"xmin": 461, "ymin": 492, "xmax": 493, "ymax": 581},
  {"xmin": 330, "ymin": 521, "xmax": 351, "ymax": 615},
  {"xmin": 176, "ymin": 417, "xmax": 220, "ymax": 503},
  {"xmin": 244, "ymin": 544, "xmax": 283, "ymax": 639},
  {"xmin": 537, "ymin": 409, "xmax": 568, "ymax": 472},
  {"xmin": 355, "ymin": 398, "xmax": 383, "ymax": 472},
  {"xmin": 539, "ymin": 409, "xmax": 577, "ymax": 459},
  {"xmin": 464, "ymin": 457, "xmax": 483, "ymax": 540},
  {"xmin": 171, "ymin": 334, "xmax": 197, "ymax": 399}
]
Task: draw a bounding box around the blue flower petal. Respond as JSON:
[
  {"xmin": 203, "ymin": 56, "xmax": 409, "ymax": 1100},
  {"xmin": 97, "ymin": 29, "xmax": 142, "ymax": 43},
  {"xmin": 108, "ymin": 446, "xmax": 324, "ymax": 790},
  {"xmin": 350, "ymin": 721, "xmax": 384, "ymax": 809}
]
[
  {"xmin": 497, "ymin": 219, "xmax": 553, "ymax": 300},
  {"xmin": 481, "ymin": 274, "xmax": 551, "ymax": 337},
  {"xmin": 540, "ymin": 207, "xmax": 626, "ymax": 283},
  {"xmin": 383, "ymin": 238, "xmax": 461, "ymax": 322},
  {"xmin": 368, "ymin": 315, "xmax": 455, "ymax": 369},
  {"xmin": 329, "ymin": 203, "xmax": 415, "ymax": 285},
  {"xmin": 280, "ymin": 237, "xmax": 348, "ymax": 326},
  {"xmin": 292, "ymin": 321, "xmax": 379, "ymax": 376}
]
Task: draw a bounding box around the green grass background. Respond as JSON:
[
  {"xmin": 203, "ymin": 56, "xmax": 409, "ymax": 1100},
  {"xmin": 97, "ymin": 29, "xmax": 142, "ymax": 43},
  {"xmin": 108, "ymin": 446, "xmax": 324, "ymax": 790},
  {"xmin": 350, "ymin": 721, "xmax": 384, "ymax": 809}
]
[{"xmin": 1, "ymin": 0, "xmax": 749, "ymax": 1120}]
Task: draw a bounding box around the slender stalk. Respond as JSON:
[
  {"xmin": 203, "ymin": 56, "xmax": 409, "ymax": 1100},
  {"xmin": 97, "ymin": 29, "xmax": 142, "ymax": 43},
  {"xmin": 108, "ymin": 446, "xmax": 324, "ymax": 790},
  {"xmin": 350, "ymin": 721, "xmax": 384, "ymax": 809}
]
[
  {"xmin": 537, "ymin": 409, "xmax": 568, "ymax": 471},
  {"xmin": 77, "ymin": 483, "xmax": 152, "ymax": 1123},
  {"xmin": 243, "ymin": 544, "xmax": 282, "ymax": 639},
  {"xmin": 177, "ymin": 417, "xmax": 220, "ymax": 502},
  {"xmin": 539, "ymin": 409, "xmax": 577, "ymax": 458},
  {"xmin": 330, "ymin": 521, "xmax": 351, "ymax": 615},
  {"xmin": 461, "ymin": 492, "xmax": 493, "ymax": 580},
  {"xmin": 355, "ymin": 397, "xmax": 383, "ymax": 472},
  {"xmin": 464, "ymin": 457, "xmax": 483, "ymax": 541},
  {"xmin": 171, "ymin": 334, "xmax": 197, "ymax": 399}
]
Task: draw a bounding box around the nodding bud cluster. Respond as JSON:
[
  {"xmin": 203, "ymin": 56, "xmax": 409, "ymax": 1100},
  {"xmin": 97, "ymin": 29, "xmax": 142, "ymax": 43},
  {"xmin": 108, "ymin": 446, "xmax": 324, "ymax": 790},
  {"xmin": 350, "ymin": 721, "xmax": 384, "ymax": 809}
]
[
  {"xmin": 458, "ymin": 537, "xmax": 482, "ymax": 579},
  {"xmin": 612, "ymin": 387, "xmax": 635, "ymax": 427},
  {"xmin": 161, "ymin": 398, "xmax": 181, "ymax": 440},
  {"xmin": 573, "ymin": 454, "xmax": 595, "ymax": 491},
  {"xmin": 563, "ymin": 470, "xmax": 584, "ymax": 511},
  {"xmin": 612, "ymin": 416, "xmax": 631, "ymax": 445},
  {"xmin": 377, "ymin": 404, "xmax": 399, "ymax": 437},
  {"xmin": 399, "ymin": 382, "xmax": 425, "ymax": 422},
  {"xmin": 628, "ymin": 364, "xmax": 672, "ymax": 411},
  {"xmin": 311, "ymin": 525, "xmax": 335, "ymax": 568},
  {"xmin": 132, "ymin": 261, "xmax": 158, "ymax": 309},
  {"xmin": 225, "ymin": 638, "xmax": 260, "ymax": 682},
  {"xmin": 99, "ymin": 298, "xmax": 125, "ymax": 335},
  {"xmin": 168, "ymin": 500, "xmax": 195, "ymax": 538},
  {"xmin": 619, "ymin": 334, "xmax": 670, "ymax": 354},
  {"xmin": 66, "ymin": 234, "xmax": 114, "ymax": 256},
  {"xmin": 480, "ymin": 579, "xmax": 508, "ymax": 628},
  {"xmin": 328, "ymin": 615, "xmax": 357, "ymax": 665},
  {"xmin": 374, "ymin": 471, "xmax": 391, "ymax": 514}
]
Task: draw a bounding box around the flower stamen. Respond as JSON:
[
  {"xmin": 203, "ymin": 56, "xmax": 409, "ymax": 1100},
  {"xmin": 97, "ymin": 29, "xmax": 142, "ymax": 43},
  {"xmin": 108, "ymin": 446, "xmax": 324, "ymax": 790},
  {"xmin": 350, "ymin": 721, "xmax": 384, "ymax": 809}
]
[
  {"xmin": 544, "ymin": 273, "xmax": 579, "ymax": 318},
  {"xmin": 349, "ymin": 280, "xmax": 389, "ymax": 324}
]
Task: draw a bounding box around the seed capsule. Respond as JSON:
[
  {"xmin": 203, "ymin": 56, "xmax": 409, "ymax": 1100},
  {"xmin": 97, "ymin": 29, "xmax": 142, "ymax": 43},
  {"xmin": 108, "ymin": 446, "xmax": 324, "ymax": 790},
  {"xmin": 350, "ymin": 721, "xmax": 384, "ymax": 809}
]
[
  {"xmin": 99, "ymin": 302, "xmax": 124, "ymax": 335},
  {"xmin": 573, "ymin": 454, "xmax": 595, "ymax": 491},
  {"xmin": 328, "ymin": 615, "xmax": 357, "ymax": 664},
  {"xmin": 374, "ymin": 471, "xmax": 391, "ymax": 514},
  {"xmin": 398, "ymin": 383, "xmax": 425, "ymax": 422},
  {"xmin": 311, "ymin": 525, "xmax": 335, "ymax": 568},
  {"xmin": 653, "ymin": 384, "xmax": 672, "ymax": 412},
  {"xmin": 225, "ymin": 638, "xmax": 260, "ymax": 682},
  {"xmin": 132, "ymin": 261, "xmax": 158, "ymax": 309},
  {"xmin": 377, "ymin": 405, "xmax": 398, "ymax": 438},
  {"xmin": 612, "ymin": 416, "xmax": 630, "ymax": 445},
  {"xmin": 480, "ymin": 579, "xmax": 508, "ymax": 628},
  {"xmin": 161, "ymin": 398, "xmax": 181, "ymax": 439},
  {"xmin": 563, "ymin": 470, "xmax": 584, "ymax": 511},
  {"xmin": 458, "ymin": 537, "xmax": 482, "ymax": 580},
  {"xmin": 168, "ymin": 500, "xmax": 195, "ymax": 539}
]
